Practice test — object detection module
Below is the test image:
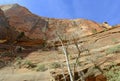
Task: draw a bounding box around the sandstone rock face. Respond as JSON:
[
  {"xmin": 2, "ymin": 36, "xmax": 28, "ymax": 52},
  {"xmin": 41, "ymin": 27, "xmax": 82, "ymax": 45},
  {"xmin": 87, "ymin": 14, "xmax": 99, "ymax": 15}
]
[
  {"xmin": 0, "ymin": 4, "xmax": 47, "ymax": 40},
  {"xmin": 0, "ymin": 4, "xmax": 107, "ymax": 43},
  {"xmin": 46, "ymin": 18, "xmax": 104, "ymax": 41},
  {"xmin": 0, "ymin": 8, "xmax": 18, "ymax": 43},
  {"xmin": 0, "ymin": 8, "xmax": 9, "ymax": 40}
]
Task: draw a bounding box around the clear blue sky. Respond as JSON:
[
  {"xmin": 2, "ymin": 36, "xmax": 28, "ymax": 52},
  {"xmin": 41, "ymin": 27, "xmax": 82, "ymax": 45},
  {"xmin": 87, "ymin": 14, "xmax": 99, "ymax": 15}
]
[{"xmin": 0, "ymin": 0, "xmax": 120, "ymax": 25}]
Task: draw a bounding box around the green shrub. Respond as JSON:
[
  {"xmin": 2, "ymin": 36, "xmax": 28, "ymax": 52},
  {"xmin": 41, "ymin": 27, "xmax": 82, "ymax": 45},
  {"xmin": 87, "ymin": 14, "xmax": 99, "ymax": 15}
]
[
  {"xmin": 92, "ymin": 29, "xmax": 97, "ymax": 34},
  {"xmin": 103, "ymin": 29, "xmax": 108, "ymax": 32},
  {"xmin": 105, "ymin": 65, "xmax": 120, "ymax": 81},
  {"xmin": 111, "ymin": 38, "xmax": 118, "ymax": 44},
  {"xmin": 50, "ymin": 62, "xmax": 61, "ymax": 69},
  {"xmin": 0, "ymin": 51, "xmax": 13, "ymax": 57},
  {"xmin": 14, "ymin": 57, "xmax": 23, "ymax": 68},
  {"xmin": 23, "ymin": 60, "xmax": 36, "ymax": 68},
  {"xmin": 0, "ymin": 60, "xmax": 6, "ymax": 68},
  {"xmin": 106, "ymin": 45, "xmax": 120, "ymax": 54},
  {"xmin": 36, "ymin": 64, "xmax": 47, "ymax": 72},
  {"xmin": 16, "ymin": 32, "xmax": 25, "ymax": 40}
]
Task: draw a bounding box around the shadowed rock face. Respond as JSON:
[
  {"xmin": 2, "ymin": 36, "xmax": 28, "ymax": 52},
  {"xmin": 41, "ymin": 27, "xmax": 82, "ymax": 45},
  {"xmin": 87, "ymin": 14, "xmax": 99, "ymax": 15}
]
[
  {"xmin": 0, "ymin": 5, "xmax": 26, "ymax": 43},
  {"xmin": 0, "ymin": 8, "xmax": 18, "ymax": 42},
  {"xmin": 0, "ymin": 8, "xmax": 9, "ymax": 40},
  {"xmin": 0, "ymin": 4, "xmax": 47, "ymax": 40},
  {"xmin": 0, "ymin": 4, "xmax": 106, "ymax": 42}
]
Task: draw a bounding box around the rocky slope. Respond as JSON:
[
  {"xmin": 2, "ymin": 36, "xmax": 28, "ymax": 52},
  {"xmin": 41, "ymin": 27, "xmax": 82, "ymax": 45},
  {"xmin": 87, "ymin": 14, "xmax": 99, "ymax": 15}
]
[{"xmin": 0, "ymin": 4, "xmax": 111, "ymax": 44}]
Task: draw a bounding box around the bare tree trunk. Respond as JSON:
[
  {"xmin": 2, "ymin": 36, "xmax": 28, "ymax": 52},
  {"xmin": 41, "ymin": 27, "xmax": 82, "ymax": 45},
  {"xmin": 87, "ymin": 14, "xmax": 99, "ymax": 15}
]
[
  {"xmin": 72, "ymin": 36, "xmax": 85, "ymax": 81},
  {"xmin": 56, "ymin": 32, "xmax": 74, "ymax": 81},
  {"xmin": 52, "ymin": 42, "xmax": 67, "ymax": 81}
]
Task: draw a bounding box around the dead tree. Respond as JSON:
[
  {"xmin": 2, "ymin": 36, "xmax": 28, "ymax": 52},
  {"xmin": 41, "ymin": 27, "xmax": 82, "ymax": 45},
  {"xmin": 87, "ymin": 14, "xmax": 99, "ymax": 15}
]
[{"xmin": 56, "ymin": 32, "xmax": 74, "ymax": 81}]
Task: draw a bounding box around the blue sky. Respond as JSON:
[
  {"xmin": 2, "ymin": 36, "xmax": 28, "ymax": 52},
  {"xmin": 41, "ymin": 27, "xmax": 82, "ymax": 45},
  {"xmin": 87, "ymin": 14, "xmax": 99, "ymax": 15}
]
[{"xmin": 0, "ymin": 0, "xmax": 120, "ymax": 25}]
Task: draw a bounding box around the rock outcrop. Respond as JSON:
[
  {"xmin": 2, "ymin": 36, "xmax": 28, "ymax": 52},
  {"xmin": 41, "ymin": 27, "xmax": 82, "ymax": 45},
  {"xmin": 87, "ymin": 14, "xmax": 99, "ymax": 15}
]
[
  {"xmin": 0, "ymin": 4, "xmax": 107, "ymax": 42},
  {"xmin": 0, "ymin": 4, "xmax": 47, "ymax": 40},
  {"xmin": 0, "ymin": 8, "xmax": 9, "ymax": 40},
  {"xmin": 0, "ymin": 8, "xmax": 18, "ymax": 43},
  {"xmin": 0, "ymin": 4, "xmax": 113, "ymax": 45},
  {"xmin": 100, "ymin": 22, "xmax": 112, "ymax": 29}
]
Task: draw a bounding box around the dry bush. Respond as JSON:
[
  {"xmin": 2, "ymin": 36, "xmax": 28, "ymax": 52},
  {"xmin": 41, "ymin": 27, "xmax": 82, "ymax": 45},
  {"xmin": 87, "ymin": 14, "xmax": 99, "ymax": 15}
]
[{"xmin": 35, "ymin": 64, "xmax": 48, "ymax": 72}]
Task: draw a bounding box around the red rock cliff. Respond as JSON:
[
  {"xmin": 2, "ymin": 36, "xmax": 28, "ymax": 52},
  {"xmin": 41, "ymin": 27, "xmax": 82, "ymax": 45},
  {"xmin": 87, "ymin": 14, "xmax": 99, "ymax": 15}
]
[{"xmin": 0, "ymin": 4, "xmax": 107, "ymax": 43}]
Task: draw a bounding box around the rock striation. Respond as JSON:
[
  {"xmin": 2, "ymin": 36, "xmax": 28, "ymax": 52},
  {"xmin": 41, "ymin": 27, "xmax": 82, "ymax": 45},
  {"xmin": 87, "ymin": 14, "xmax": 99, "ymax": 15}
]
[{"xmin": 0, "ymin": 4, "xmax": 111, "ymax": 44}]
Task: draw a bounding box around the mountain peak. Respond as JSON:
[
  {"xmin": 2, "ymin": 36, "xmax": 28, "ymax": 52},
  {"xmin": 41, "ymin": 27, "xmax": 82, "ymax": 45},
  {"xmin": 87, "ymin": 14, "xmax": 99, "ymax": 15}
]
[{"xmin": 0, "ymin": 3, "xmax": 20, "ymax": 11}]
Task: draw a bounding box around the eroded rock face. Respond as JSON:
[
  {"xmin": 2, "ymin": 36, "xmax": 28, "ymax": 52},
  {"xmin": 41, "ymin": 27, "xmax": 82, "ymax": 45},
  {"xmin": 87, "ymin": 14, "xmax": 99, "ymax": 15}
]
[
  {"xmin": 0, "ymin": 4, "xmax": 47, "ymax": 40},
  {"xmin": 0, "ymin": 4, "xmax": 106, "ymax": 42},
  {"xmin": 0, "ymin": 8, "xmax": 19, "ymax": 43},
  {"xmin": 0, "ymin": 8, "xmax": 9, "ymax": 40},
  {"xmin": 100, "ymin": 22, "xmax": 112, "ymax": 29},
  {"xmin": 46, "ymin": 18, "xmax": 104, "ymax": 41}
]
